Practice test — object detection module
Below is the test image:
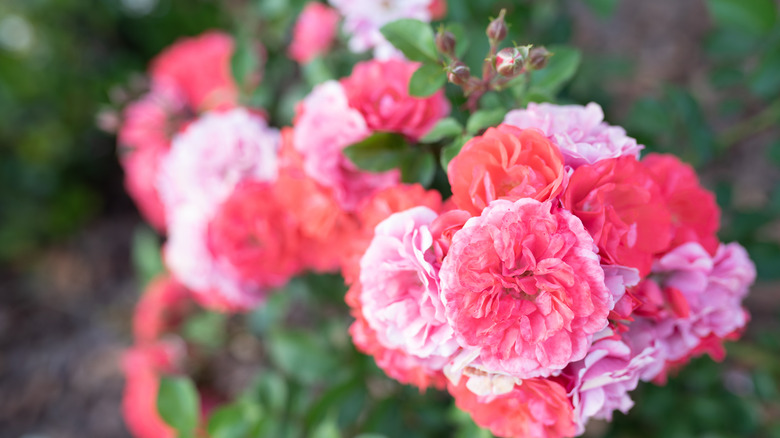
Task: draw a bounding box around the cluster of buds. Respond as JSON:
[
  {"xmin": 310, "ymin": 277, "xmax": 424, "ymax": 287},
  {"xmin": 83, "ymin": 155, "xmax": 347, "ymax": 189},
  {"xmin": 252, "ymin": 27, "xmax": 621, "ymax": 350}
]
[{"xmin": 433, "ymin": 9, "xmax": 552, "ymax": 111}]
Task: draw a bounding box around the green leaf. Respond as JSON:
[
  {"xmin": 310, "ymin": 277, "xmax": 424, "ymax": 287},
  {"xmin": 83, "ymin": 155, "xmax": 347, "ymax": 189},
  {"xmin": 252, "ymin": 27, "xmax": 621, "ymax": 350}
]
[
  {"xmin": 420, "ymin": 117, "xmax": 463, "ymax": 143},
  {"xmin": 267, "ymin": 330, "xmax": 340, "ymax": 384},
  {"xmin": 583, "ymin": 0, "xmax": 619, "ymax": 18},
  {"xmin": 182, "ymin": 311, "xmax": 226, "ymax": 349},
  {"xmin": 409, "ymin": 63, "xmax": 446, "ymax": 97},
  {"xmin": 529, "ymin": 45, "xmax": 581, "ymax": 96},
  {"xmin": 302, "ymin": 56, "xmax": 335, "ymax": 87},
  {"xmin": 466, "ymin": 109, "xmax": 506, "ymax": 134},
  {"xmin": 231, "ymin": 32, "xmax": 260, "ymax": 92},
  {"xmin": 380, "ymin": 19, "xmax": 438, "ymax": 62},
  {"xmin": 157, "ymin": 376, "xmax": 200, "ymax": 435},
  {"xmin": 251, "ymin": 372, "xmax": 289, "ymax": 415},
  {"xmin": 132, "ymin": 225, "xmax": 164, "ymax": 290},
  {"xmin": 400, "ymin": 151, "xmax": 436, "ymax": 187},
  {"xmin": 208, "ymin": 401, "xmax": 264, "ymax": 438},
  {"xmin": 750, "ymin": 47, "xmax": 780, "ymax": 99},
  {"xmin": 343, "ymin": 133, "xmax": 409, "ymax": 172},
  {"xmin": 440, "ymin": 135, "xmax": 471, "ymax": 170},
  {"xmin": 706, "ymin": 0, "xmax": 777, "ymax": 36},
  {"xmin": 310, "ymin": 416, "xmax": 342, "ymax": 438}
]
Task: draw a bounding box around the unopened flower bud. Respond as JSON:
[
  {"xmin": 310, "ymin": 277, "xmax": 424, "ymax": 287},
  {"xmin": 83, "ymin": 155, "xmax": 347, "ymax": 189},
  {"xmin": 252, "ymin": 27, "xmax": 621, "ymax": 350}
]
[
  {"xmin": 528, "ymin": 46, "xmax": 551, "ymax": 70},
  {"xmin": 447, "ymin": 62, "xmax": 470, "ymax": 86},
  {"xmin": 495, "ymin": 47, "xmax": 524, "ymax": 78},
  {"xmin": 486, "ymin": 9, "xmax": 507, "ymax": 42},
  {"xmin": 436, "ymin": 30, "xmax": 456, "ymax": 57}
]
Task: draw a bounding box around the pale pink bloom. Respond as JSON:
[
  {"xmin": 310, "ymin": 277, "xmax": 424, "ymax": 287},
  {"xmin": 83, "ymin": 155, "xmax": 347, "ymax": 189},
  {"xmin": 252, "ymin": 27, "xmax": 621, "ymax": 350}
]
[
  {"xmin": 293, "ymin": 81, "xmax": 398, "ymax": 211},
  {"xmin": 602, "ymin": 264, "xmax": 641, "ymax": 317},
  {"xmin": 503, "ymin": 102, "xmax": 643, "ymax": 168},
  {"xmin": 638, "ymin": 242, "xmax": 755, "ymax": 361},
  {"xmin": 158, "ymin": 108, "xmax": 279, "ymax": 215},
  {"xmin": 561, "ymin": 328, "xmax": 660, "ymax": 433},
  {"xmin": 330, "ymin": 0, "xmax": 433, "ymax": 59},
  {"xmin": 440, "ymin": 199, "xmax": 612, "ymax": 379},
  {"xmin": 360, "ymin": 207, "xmax": 458, "ymax": 359},
  {"xmin": 288, "ymin": 2, "xmax": 341, "ymax": 64}
]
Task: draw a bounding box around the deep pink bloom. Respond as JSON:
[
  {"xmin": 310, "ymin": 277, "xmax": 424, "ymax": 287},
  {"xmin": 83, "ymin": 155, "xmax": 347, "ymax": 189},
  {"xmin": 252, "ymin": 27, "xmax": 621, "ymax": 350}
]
[
  {"xmin": 341, "ymin": 59, "xmax": 450, "ymax": 140},
  {"xmin": 207, "ymin": 181, "xmax": 304, "ymax": 290},
  {"xmin": 121, "ymin": 341, "xmax": 183, "ymax": 438},
  {"xmin": 293, "ymin": 81, "xmax": 399, "ymax": 211},
  {"xmin": 641, "ymin": 153, "xmax": 720, "ymax": 255},
  {"xmin": 440, "ymin": 199, "xmax": 612, "ymax": 378},
  {"xmin": 359, "ymin": 207, "xmax": 458, "ymax": 359},
  {"xmin": 449, "ymin": 377, "xmax": 576, "ymax": 438},
  {"xmin": 562, "ymin": 156, "xmax": 672, "ymax": 276},
  {"xmin": 288, "ymin": 2, "xmax": 340, "ymax": 64},
  {"xmin": 118, "ymin": 87, "xmax": 189, "ymax": 231},
  {"xmin": 503, "ymin": 102, "xmax": 643, "ymax": 168},
  {"xmin": 150, "ymin": 31, "xmax": 255, "ymax": 111}
]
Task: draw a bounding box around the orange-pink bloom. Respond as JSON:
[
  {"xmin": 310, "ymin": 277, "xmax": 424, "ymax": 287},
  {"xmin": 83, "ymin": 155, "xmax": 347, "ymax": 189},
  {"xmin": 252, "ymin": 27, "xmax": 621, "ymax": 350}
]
[
  {"xmin": 448, "ymin": 125, "xmax": 566, "ymax": 216},
  {"xmin": 449, "ymin": 378, "xmax": 576, "ymax": 438}
]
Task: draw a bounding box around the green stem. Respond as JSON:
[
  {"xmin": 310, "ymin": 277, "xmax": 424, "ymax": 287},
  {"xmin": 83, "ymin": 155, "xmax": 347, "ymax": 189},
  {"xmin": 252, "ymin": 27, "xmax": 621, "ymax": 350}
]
[{"xmin": 718, "ymin": 99, "xmax": 780, "ymax": 149}]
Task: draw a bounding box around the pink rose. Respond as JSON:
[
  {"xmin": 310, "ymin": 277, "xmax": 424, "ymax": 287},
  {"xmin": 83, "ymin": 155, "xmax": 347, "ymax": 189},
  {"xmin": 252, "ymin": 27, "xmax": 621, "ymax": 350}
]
[
  {"xmin": 132, "ymin": 275, "xmax": 190, "ymax": 344},
  {"xmin": 293, "ymin": 81, "xmax": 399, "ymax": 211},
  {"xmin": 359, "ymin": 207, "xmax": 458, "ymax": 359},
  {"xmin": 503, "ymin": 102, "xmax": 643, "ymax": 168},
  {"xmin": 288, "ymin": 2, "xmax": 340, "ymax": 64},
  {"xmin": 560, "ymin": 328, "xmax": 660, "ymax": 433},
  {"xmin": 330, "ymin": 0, "xmax": 435, "ymax": 58},
  {"xmin": 440, "ymin": 199, "xmax": 612, "ymax": 378},
  {"xmin": 341, "ymin": 59, "xmax": 450, "ymax": 140}
]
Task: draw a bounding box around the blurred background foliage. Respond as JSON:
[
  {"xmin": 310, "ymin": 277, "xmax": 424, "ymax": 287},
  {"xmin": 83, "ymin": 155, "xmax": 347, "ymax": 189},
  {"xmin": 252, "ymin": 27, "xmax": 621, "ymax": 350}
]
[{"xmin": 1, "ymin": 0, "xmax": 779, "ymax": 437}]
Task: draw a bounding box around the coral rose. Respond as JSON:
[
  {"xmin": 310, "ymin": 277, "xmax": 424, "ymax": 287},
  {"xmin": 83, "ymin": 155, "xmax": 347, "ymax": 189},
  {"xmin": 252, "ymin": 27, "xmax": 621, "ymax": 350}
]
[
  {"xmin": 641, "ymin": 153, "xmax": 720, "ymax": 255},
  {"xmin": 133, "ymin": 275, "xmax": 191, "ymax": 344},
  {"xmin": 440, "ymin": 199, "xmax": 612, "ymax": 378},
  {"xmin": 449, "ymin": 378, "xmax": 576, "ymax": 438},
  {"xmin": 503, "ymin": 102, "xmax": 643, "ymax": 168},
  {"xmin": 341, "ymin": 59, "xmax": 450, "ymax": 140},
  {"xmin": 359, "ymin": 207, "xmax": 458, "ymax": 358},
  {"xmin": 562, "ymin": 155, "xmax": 672, "ymax": 276},
  {"xmin": 448, "ymin": 125, "xmax": 565, "ymax": 216},
  {"xmin": 288, "ymin": 2, "xmax": 340, "ymax": 64},
  {"xmin": 121, "ymin": 340, "xmax": 184, "ymax": 438}
]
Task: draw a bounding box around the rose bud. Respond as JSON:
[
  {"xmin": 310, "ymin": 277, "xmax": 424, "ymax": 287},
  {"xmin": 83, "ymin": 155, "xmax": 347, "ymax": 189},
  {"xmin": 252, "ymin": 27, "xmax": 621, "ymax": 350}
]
[
  {"xmin": 447, "ymin": 62, "xmax": 470, "ymax": 86},
  {"xmin": 486, "ymin": 9, "xmax": 507, "ymax": 42},
  {"xmin": 528, "ymin": 46, "xmax": 552, "ymax": 70},
  {"xmin": 495, "ymin": 47, "xmax": 525, "ymax": 78},
  {"xmin": 436, "ymin": 30, "xmax": 456, "ymax": 58}
]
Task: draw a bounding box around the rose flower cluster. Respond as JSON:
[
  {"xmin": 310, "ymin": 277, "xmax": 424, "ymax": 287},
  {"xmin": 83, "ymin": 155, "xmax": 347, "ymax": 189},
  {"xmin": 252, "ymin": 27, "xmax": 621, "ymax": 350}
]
[
  {"xmin": 347, "ymin": 102, "xmax": 756, "ymax": 437},
  {"xmin": 113, "ymin": 3, "xmax": 756, "ymax": 437}
]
